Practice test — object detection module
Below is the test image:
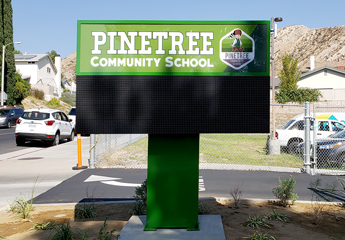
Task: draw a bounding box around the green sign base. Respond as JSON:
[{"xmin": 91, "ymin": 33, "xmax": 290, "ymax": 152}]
[{"xmin": 144, "ymin": 134, "xmax": 199, "ymax": 231}]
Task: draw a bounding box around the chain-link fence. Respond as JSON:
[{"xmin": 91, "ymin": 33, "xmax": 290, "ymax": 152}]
[
  {"xmin": 312, "ymin": 105, "xmax": 345, "ymax": 175},
  {"xmin": 91, "ymin": 102, "xmax": 345, "ymax": 175}
]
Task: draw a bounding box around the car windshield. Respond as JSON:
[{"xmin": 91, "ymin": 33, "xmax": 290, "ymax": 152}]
[
  {"xmin": 68, "ymin": 108, "xmax": 76, "ymax": 115},
  {"xmin": 22, "ymin": 111, "xmax": 50, "ymax": 120},
  {"xmin": 330, "ymin": 130, "xmax": 345, "ymax": 139},
  {"xmin": 282, "ymin": 120, "xmax": 295, "ymax": 129},
  {"xmin": 0, "ymin": 109, "xmax": 10, "ymax": 116}
]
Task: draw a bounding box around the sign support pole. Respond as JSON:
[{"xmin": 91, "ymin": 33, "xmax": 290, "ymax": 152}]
[{"xmin": 144, "ymin": 134, "xmax": 200, "ymax": 231}]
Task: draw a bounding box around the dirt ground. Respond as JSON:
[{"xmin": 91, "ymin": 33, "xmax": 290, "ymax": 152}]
[{"xmin": 0, "ymin": 199, "xmax": 344, "ymax": 240}]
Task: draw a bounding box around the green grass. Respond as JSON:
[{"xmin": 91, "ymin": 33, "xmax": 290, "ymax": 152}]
[
  {"xmin": 120, "ymin": 134, "xmax": 303, "ymax": 169},
  {"xmin": 200, "ymin": 134, "xmax": 303, "ymax": 168}
]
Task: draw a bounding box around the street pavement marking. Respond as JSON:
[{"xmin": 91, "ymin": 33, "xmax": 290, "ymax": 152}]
[
  {"xmin": 0, "ymin": 132, "xmax": 13, "ymax": 136},
  {"xmin": 199, "ymin": 176, "xmax": 206, "ymax": 191}
]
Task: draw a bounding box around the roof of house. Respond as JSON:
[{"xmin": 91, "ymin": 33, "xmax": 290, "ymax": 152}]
[
  {"xmin": 37, "ymin": 78, "xmax": 57, "ymax": 87},
  {"xmin": 300, "ymin": 65, "xmax": 345, "ymax": 80},
  {"xmin": 14, "ymin": 53, "xmax": 57, "ymax": 73}
]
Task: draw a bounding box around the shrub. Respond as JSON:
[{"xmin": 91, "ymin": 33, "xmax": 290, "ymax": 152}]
[
  {"xmin": 134, "ymin": 179, "xmax": 147, "ymax": 206},
  {"xmin": 31, "ymin": 88, "xmax": 45, "ymax": 100},
  {"xmin": 61, "ymin": 92, "xmax": 76, "ymax": 106},
  {"xmin": 129, "ymin": 179, "xmax": 147, "ymax": 215},
  {"xmin": 272, "ymin": 175, "xmax": 299, "ymax": 206},
  {"xmin": 75, "ymin": 203, "xmax": 96, "ymax": 219},
  {"xmin": 275, "ymin": 88, "xmax": 322, "ymax": 104},
  {"xmin": 47, "ymin": 98, "xmax": 61, "ymax": 109}
]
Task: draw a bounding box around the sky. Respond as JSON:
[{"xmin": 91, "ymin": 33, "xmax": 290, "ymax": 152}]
[{"xmin": 12, "ymin": 0, "xmax": 345, "ymax": 59}]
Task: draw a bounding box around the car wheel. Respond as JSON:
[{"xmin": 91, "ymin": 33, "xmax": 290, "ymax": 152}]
[
  {"xmin": 68, "ymin": 130, "xmax": 75, "ymax": 142},
  {"xmin": 7, "ymin": 121, "xmax": 11, "ymax": 128},
  {"xmin": 337, "ymin": 154, "xmax": 345, "ymax": 169},
  {"xmin": 51, "ymin": 133, "xmax": 60, "ymax": 146},
  {"xmin": 16, "ymin": 138, "xmax": 25, "ymax": 146},
  {"xmin": 288, "ymin": 141, "xmax": 301, "ymax": 155}
]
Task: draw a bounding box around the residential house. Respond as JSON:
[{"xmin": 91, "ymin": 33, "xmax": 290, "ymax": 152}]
[
  {"xmin": 298, "ymin": 65, "xmax": 345, "ymax": 101},
  {"xmin": 15, "ymin": 53, "xmax": 62, "ymax": 101}
]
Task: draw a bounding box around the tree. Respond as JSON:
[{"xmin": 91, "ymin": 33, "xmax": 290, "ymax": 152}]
[
  {"xmin": 2, "ymin": 0, "xmax": 16, "ymax": 105},
  {"xmin": 276, "ymin": 53, "xmax": 322, "ymax": 104},
  {"xmin": 47, "ymin": 50, "xmax": 57, "ymax": 63},
  {"xmin": 14, "ymin": 48, "xmax": 21, "ymax": 54},
  {"xmin": 278, "ymin": 53, "xmax": 301, "ymax": 90}
]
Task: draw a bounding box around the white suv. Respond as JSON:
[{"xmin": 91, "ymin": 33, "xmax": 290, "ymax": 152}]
[
  {"xmin": 15, "ymin": 108, "xmax": 75, "ymax": 146},
  {"xmin": 276, "ymin": 115, "xmax": 345, "ymax": 154}
]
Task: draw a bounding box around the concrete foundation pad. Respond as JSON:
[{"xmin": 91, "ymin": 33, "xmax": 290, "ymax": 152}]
[{"xmin": 119, "ymin": 215, "xmax": 225, "ymax": 240}]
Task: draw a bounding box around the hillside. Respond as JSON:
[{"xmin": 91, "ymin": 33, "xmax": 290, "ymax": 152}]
[
  {"xmin": 22, "ymin": 96, "xmax": 72, "ymax": 114},
  {"xmin": 275, "ymin": 25, "xmax": 345, "ymax": 75},
  {"xmin": 61, "ymin": 25, "xmax": 345, "ymax": 80}
]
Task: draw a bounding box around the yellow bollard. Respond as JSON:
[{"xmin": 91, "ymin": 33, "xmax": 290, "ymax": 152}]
[{"xmin": 73, "ymin": 134, "xmax": 88, "ymax": 170}]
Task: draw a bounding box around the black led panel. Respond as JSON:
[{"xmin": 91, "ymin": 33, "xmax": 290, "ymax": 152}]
[{"xmin": 76, "ymin": 75, "xmax": 269, "ymax": 134}]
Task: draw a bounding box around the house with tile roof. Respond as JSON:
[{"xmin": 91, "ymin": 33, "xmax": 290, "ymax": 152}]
[
  {"xmin": 298, "ymin": 65, "xmax": 345, "ymax": 101},
  {"xmin": 15, "ymin": 53, "xmax": 61, "ymax": 100}
]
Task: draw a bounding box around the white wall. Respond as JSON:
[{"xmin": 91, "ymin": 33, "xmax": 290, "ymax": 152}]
[
  {"xmin": 37, "ymin": 56, "xmax": 56, "ymax": 81},
  {"xmin": 298, "ymin": 70, "xmax": 345, "ymax": 89},
  {"xmin": 15, "ymin": 63, "xmax": 38, "ymax": 85}
]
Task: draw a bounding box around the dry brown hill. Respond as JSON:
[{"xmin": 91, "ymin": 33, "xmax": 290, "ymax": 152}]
[
  {"xmin": 61, "ymin": 25, "xmax": 345, "ymax": 80},
  {"xmin": 274, "ymin": 25, "xmax": 345, "ymax": 76}
]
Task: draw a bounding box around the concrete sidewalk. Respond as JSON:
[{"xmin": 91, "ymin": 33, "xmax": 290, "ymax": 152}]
[{"xmin": 0, "ymin": 137, "xmax": 90, "ymax": 211}]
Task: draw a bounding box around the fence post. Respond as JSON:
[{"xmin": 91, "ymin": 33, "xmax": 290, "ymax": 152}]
[
  {"xmin": 89, "ymin": 134, "xmax": 96, "ymax": 169},
  {"xmin": 304, "ymin": 102, "xmax": 311, "ymax": 174},
  {"xmin": 312, "ymin": 105, "xmax": 317, "ymax": 173}
]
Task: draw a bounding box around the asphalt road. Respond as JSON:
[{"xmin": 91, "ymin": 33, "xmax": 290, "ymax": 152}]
[
  {"xmin": 0, "ymin": 126, "xmax": 74, "ymax": 155},
  {"xmin": 33, "ymin": 168, "xmax": 345, "ymax": 205},
  {"xmin": 0, "ymin": 127, "xmax": 27, "ymax": 154}
]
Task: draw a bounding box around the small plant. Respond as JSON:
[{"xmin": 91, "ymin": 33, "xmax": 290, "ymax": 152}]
[
  {"xmin": 198, "ymin": 202, "xmax": 210, "ymax": 214},
  {"xmin": 243, "ymin": 216, "xmax": 271, "ymax": 229},
  {"xmin": 243, "ymin": 231, "xmax": 277, "ymax": 240},
  {"xmin": 9, "ymin": 177, "xmax": 39, "ymax": 219},
  {"xmin": 128, "ymin": 200, "xmax": 146, "ymax": 215},
  {"xmin": 75, "ymin": 203, "xmax": 97, "ymax": 219},
  {"xmin": 134, "ymin": 179, "xmax": 147, "ymax": 205},
  {"xmin": 230, "ymin": 181, "xmax": 243, "ymax": 209},
  {"xmin": 9, "ymin": 196, "xmax": 34, "ymax": 219},
  {"xmin": 31, "ymin": 221, "xmax": 55, "ymax": 230},
  {"xmin": 51, "ymin": 221, "xmax": 74, "ymax": 240},
  {"xmin": 311, "ymin": 202, "xmax": 327, "ymax": 225},
  {"xmin": 95, "ymin": 217, "xmax": 118, "ymax": 240},
  {"xmin": 82, "ymin": 230, "xmax": 89, "ymax": 240},
  {"xmin": 309, "ymin": 178, "xmax": 333, "ymax": 225},
  {"xmin": 272, "ymin": 175, "xmax": 298, "ymax": 206},
  {"xmin": 129, "ymin": 179, "xmax": 148, "ymax": 215},
  {"xmin": 266, "ymin": 209, "xmax": 289, "ymax": 222}
]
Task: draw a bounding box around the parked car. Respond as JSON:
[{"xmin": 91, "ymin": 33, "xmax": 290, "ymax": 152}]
[
  {"xmin": 15, "ymin": 108, "xmax": 75, "ymax": 146},
  {"xmin": 299, "ymin": 130, "xmax": 345, "ymax": 169},
  {"xmin": 313, "ymin": 130, "xmax": 345, "ymax": 168},
  {"xmin": 0, "ymin": 107, "xmax": 24, "ymax": 128},
  {"xmin": 274, "ymin": 113, "xmax": 345, "ymax": 155},
  {"xmin": 67, "ymin": 107, "xmax": 76, "ymax": 129}
]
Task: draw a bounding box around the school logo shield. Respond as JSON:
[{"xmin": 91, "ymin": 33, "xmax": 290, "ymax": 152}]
[{"xmin": 220, "ymin": 28, "xmax": 255, "ymax": 69}]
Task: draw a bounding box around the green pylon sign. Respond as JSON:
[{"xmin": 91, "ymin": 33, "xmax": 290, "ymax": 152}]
[{"xmin": 144, "ymin": 134, "xmax": 200, "ymax": 231}]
